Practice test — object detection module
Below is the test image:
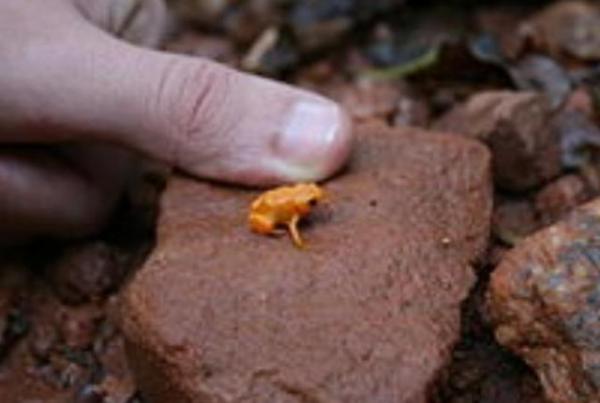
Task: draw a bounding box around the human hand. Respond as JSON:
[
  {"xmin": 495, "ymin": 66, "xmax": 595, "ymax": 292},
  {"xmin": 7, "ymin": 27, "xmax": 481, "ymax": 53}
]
[{"xmin": 0, "ymin": 0, "xmax": 352, "ymax": 242}]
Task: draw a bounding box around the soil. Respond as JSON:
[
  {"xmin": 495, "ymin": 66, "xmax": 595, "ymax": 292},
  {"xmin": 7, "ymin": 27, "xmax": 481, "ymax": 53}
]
[{"xmin": 3, "ymin": 1, "xmax": 600, "ymax": 402}]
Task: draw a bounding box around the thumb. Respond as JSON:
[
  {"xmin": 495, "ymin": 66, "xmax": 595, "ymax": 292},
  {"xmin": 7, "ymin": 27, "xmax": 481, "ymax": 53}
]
[{"xmin": 0, "ymin": 2, "xmax": 353, "ymax": 186}]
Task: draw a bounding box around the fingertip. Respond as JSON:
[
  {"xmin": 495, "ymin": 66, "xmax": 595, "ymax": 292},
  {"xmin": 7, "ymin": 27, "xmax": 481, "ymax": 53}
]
[
  {"xmin": 270, "ymin": 96, "xmax": 354, "ymax": 183},
  {"xmin": 323, "ymin": 102, "xmax": 354, "ymax": 178}
]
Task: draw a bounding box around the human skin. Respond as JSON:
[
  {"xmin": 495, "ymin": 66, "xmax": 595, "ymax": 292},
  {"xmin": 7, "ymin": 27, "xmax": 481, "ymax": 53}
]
[{"xmin": 0, "ymin": 0, "xmax": 353, "ymax": 243}]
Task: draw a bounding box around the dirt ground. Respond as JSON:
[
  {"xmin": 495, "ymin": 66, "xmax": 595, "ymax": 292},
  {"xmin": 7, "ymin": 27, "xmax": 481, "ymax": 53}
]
[{"xmin": 3, "ymin": 0, "xmax": 600, "ymax": 402}]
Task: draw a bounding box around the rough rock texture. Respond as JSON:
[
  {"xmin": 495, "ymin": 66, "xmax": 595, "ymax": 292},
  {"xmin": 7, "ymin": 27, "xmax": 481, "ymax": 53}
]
[
  {"xmin": 492, "ymin": 199, "xmax": 540, "ymax": 246},
  {"xmin": 434, "ymin": 91, "xmax": 561, "ymax": 192},
  {"xmin": 47, "ymin": 242, "xmax": 128, "ymax": 305},
  {"xmin": 119, "ymin": 122, "xmax": 492, "ymax": 403},
  {"xmin": 436, "ymin": 340, "xmax": 548, "ymax": 403},
  {"xmin": 555, "ymin": 109, "xmax": 600, "ymax": 171},
  {"xmin": 535, "ymin": 174, "xmax": 592, "ymax": 226},
  {"xmin": 0, "ymin": 238, "xmax": 148, "ymax": 403},
  {"xmin": 524, "ymin": 1, "xmax": 600, "ymax": 62},
  {"xmin": 320, "ymin": 80, "xmax": 402, "ymax": 122},
  {"xmin": 488, "ymin": 198, "xmax": 600, "ymax": 403}
]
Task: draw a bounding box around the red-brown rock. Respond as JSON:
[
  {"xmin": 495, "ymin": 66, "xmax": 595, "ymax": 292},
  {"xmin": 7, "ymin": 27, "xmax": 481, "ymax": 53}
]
[
  {"xmin": 488, "ymin": 198, "xmax": 600, "ymax": 403},
  {"xmin": 492, "ymin": 199, "xmax": 540, "ymax": 246},
  {"xmin": 308, "ymin": 79, "xmax": 404, "ymax": 122},
  {"xmin": 434, "ymin": 91, "xmax": 561, "ymax": 192},
  {"xmin": 47, "ymin": 242, "xmax": 128, "ymax": 305},
  {"xmin": 119, "ymin": 123, "xmax": 492, "ymax": 403},
  {"xmin": 523, "ymin": 1, "xmax": 600, "ymax": 62},
  {"xmin": 535, "ymin": 174, "xmax": 592, "ymax": 226}
]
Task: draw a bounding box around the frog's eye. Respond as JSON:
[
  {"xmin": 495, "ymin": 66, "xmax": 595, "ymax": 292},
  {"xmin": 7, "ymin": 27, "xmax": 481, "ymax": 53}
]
[{"xmin": 309, "ymin": 198, "xmax": 318, "ymax": 206}]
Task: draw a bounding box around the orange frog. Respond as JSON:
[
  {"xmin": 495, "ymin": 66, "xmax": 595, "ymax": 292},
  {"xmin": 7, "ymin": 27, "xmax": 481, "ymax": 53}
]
[{"xmin": 249, "ymin": 183, "xmax": 326, "ymax": 248}]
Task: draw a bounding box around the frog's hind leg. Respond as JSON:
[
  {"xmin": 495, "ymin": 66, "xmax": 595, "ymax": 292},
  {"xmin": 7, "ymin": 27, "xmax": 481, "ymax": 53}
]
[
  {"xmin": 249, "ymin": 214, "xmax": 274, "ymax": 235},
  {"xmin": 288, "ymin": 215, "xmax": 305, "ymax": 248}
]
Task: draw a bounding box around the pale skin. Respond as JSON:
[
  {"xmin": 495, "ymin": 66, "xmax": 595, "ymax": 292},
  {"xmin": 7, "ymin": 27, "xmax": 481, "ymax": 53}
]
[{"xmin": 0, "ymin": 0, "xmax": 353, "ymax": 244}]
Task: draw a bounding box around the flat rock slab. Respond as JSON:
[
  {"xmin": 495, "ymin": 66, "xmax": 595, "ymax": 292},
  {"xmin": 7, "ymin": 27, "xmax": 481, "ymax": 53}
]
[
  {"xmin": 119, "ymin": 122, "xmax": 492, "ymax": 403},
  {"xmin": 489, "ymin": 199, "xmax": 600, "ymax": 403}
]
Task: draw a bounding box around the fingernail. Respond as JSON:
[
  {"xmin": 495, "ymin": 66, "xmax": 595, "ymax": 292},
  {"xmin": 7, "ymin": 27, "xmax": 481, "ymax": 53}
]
[{"xmin": 276, "ymin": 100, "xmax": 342, "ymax": 171}]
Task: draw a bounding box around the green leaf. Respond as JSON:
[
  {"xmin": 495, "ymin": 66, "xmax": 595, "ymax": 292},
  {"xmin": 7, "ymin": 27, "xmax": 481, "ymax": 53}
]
[{"xmin": 359, "ymin": 46, "xmax": 440, "ymax": 81}]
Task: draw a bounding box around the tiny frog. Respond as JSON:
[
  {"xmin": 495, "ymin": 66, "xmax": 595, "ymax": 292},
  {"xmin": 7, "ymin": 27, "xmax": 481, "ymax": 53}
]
[{"xmin": 249, "ymin": 183, "xmax": 325, "ymax": 248}]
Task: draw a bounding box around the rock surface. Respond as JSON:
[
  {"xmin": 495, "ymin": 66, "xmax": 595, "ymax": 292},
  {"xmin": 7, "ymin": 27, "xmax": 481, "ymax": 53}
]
[
  {"xmin": 488, "ymin": 198, "xmax": 600, "ymax": 403},
  {"xmin": 119, "ymin": 122, "xmax": 492, "ymax": 403},
  {"xmin": 434, "ymin": 91, "xmax": 561, "ymax": 192},
  {"xmin": 524, "ymin": 1, "xmax": 600, "ymax": 62},
  {"xmin": 0, "ymin": 256, "xmax": 137, "ymax": 403},
  {"xmin": 47, "ymin": 242, "xmax": 128, "ymax": 305},
  {"xmin": 322, "ymin": 80, "xmax": 402, "ymax": 122},
  {"xmin": 535, "ymin": 174, "xmax": 592, "ymax": 226},
  {"xmin": 492, "ymin": 199, "xmax": 540, "ymax": 246}
]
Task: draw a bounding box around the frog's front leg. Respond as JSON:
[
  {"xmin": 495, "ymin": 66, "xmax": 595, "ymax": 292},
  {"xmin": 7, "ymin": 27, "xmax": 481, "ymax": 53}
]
[{"xmin": 288, "ymin": 214, "xmax": 305, "ymax": 248}]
